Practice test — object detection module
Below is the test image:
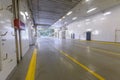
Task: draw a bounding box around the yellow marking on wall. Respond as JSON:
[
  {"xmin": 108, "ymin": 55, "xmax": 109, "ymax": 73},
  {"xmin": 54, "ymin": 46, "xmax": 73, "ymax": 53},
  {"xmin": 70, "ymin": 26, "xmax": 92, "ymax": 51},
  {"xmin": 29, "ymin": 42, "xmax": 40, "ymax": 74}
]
[
  {"xmin": 56, "ymin": 48, "xmax": 105, "ymax": 80},
  {"xmin": 25, "ymin": 49, "xmax": 37, "ymax": 80}
]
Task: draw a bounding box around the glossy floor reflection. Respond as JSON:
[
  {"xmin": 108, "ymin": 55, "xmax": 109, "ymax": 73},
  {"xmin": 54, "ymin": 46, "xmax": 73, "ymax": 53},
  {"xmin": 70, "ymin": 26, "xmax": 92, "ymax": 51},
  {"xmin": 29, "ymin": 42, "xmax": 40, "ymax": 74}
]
[{"xmin": 35, "ymin": 38, "xmax": 120, "ymax": 80}]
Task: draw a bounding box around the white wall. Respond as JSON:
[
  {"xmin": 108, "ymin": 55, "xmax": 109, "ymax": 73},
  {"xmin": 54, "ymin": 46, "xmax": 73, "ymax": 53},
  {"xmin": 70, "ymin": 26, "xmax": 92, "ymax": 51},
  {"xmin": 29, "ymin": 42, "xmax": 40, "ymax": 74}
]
[
  {"xmin": 0, "ymin": 0, "xmax": 33, "ymax": 80},
  {"xmin": 19, "ymin": 0, "xmax": 33, "ymax": 56},
  {"xmin": 0, "ymin": 0, "xmax": 17, "ymax": 80},
  {"xmin": 0, "ymin": 29, "xmax": 16, "ymax": 80},
  {"xmin": 66, "ymin": 5, "xmax": 120, "ymax": 42}
]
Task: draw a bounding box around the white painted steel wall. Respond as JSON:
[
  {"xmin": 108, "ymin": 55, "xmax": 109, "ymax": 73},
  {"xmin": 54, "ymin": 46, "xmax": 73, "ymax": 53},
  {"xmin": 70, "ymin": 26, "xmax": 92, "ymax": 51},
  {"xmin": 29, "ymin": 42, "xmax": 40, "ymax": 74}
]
[
  {"xmin": 66, "ymin": 5, "xmax": 120, "ymax": 42},
  {"xmin": 0, "ymin": 30, "xmax": 16, "ymax": 80},
  {"xmin": 19, "ymin": 0, "xmax": 30, "ymax": 56},
  {"xmin": 0, "ymin": 0, "xmax": 16, "ymax": 80},
  {"xmin": 0, "ymin": 0, "xmax": 33, "ymax": 80}
]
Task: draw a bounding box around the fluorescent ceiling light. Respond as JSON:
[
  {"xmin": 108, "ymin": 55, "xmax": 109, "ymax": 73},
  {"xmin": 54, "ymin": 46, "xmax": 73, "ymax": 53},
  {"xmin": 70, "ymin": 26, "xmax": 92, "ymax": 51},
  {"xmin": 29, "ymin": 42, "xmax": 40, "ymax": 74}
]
[
  {"xmin": 87, "ymin": 8, "xmax": 97, "ymax": 13},
  {"xmin": 62, "ymin": 16, "xmax": 65, "ymax": 19},
  {"xmin": 27, "ymin": 16, "xmax": 29, "ymax": 19},
  {"xmin": 59, "ymin": 19, "xmax": 62, "ymax": 21},
  {"xmin": 86, "ymin": 29, "xmax": 92, "ymax": 31},
  {"xmin": 85, "ymin": 0, "xmax": 90, "ymax": 2},
  {"xmin": 103, "ymin": 12, "xmax": 111, "ymax": 16},
  {"xmin": 72, "ymin": 17, "xmax": 77, "ymax": 20},
  {"xmin": 25, "ymin": 12, "xmax": 28, "ymax": 16},
  {"xmin": 20, "ymin": 11, "xmax": 24, "ymax": 15},
  {"xmin": 67, "ymin": 11, "xmax": 72, "ymax": 16},
  {"xmin": 20, "ymin": 11, "xmax": 26, "ymax": 21}
]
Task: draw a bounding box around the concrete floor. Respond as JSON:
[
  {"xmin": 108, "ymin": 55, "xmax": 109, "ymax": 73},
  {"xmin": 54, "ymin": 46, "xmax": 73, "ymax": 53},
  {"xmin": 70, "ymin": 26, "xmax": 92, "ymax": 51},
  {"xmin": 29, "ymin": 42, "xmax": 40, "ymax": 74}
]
[
  {"xmin": 9, "ymin": 38, "xmax": 120, "ymax": 80},
  {"xmin": 7, "ymin": 47, "xmax": 34, "ymax": 80}
]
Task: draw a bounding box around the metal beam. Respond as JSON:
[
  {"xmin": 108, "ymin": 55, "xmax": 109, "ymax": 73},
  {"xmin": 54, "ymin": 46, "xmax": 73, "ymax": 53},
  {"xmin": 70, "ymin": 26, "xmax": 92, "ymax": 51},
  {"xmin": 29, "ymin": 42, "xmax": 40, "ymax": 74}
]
[{"xmin": 35, "ymin": 24, "xmax": 51, "ymax": 27}]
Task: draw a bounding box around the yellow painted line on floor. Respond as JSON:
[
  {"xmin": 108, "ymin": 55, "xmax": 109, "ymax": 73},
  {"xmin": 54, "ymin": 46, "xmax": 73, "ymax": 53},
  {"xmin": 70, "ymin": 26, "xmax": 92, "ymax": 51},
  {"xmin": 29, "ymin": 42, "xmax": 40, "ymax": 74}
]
[
  {"xmin": 25, "ymin": 49, "xmax": 37, "ymax": 80},
  {"xmin": 92, "ymin": 41, "xmax": 120, "ymax": 46},
  {"xmin": 75, "ymin": 44, "xmax": 120, "ymax": 56},
  {"xmin": 55, "ymin": 48, "xmax": 105, "ymax": 80},
  {"xmin": 91, "ymin": 47, "xmax": 120, "ymax": 56},
  {"xmin": 79, "ymin": 40, "xmax": 120, "ymax": 46}
]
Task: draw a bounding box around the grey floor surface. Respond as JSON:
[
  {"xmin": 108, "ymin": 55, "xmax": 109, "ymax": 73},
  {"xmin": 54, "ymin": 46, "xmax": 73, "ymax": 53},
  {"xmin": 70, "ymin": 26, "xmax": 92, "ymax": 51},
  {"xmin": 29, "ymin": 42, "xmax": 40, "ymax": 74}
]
[
  {"xmin": 7, "ymin": 47, "xmax": 34, "ymax": 80},
  {"xmin": 8, "ymin": 38, "xmax": 120, "ymax": 80}
]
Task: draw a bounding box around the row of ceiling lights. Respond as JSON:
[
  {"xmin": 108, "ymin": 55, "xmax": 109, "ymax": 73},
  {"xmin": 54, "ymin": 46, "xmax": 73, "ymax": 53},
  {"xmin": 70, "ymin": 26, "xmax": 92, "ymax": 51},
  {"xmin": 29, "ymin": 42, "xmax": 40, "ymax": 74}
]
[
  {"xmin": 58, "ymin": 0, "xmax": 91, "ymax": 22},
  {"xmin": 58, "ymin": 0, "xmax": 111, "ymax": 25}
]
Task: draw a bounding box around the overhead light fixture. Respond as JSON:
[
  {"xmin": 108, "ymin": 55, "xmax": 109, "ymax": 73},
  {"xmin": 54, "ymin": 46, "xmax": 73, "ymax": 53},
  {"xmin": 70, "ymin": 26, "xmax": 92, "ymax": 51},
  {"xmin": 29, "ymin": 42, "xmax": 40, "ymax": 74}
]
[
  {"xmin": 85, "ymin": 0, "xmax": 90, "ymax": 2},
  {"xmin": 87, "ymin": 8, "xmax": 97, "ymax": 13},
  {"xmin": 72, "ymin": 17, "xmax": 77, "ymax": 20},
  {"xmin": 86, "ymin": 29, "xmax": 92, "ymax": 31},
  {"xmin": 20, "ymin": 11, "xmax": 24, "ymax": 15},
  {"xmin": 59, "ymin": 19, "xmax": 62, "ymax": 21},
  {"xmin": 27, "ymin": 16, "xmax": 29, "ymax": 19},
  {"xmin": 20, "ymin": 11, "xmax": 26, "ymax": 21},
  {"xmin": 103, "ymin": 12, "xmax": 111, "ymax": 16},
  {"xmin": 62, "ymin": 16, "xmax": 65, "ymax": 19},
  {"xmin": 25, "ymin": 12, "xmax": 29, "ymax": 16},
  {"xmin": 67, "ymin": 11, "xmax": 72, "ymax": 16}
]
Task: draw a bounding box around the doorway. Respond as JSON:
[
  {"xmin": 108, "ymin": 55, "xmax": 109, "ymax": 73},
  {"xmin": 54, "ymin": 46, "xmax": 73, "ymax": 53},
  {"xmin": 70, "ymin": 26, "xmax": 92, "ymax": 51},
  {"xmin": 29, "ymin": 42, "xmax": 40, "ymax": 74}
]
[
  {"xmin": 86, "ymin": 31, "xmax": 91, "ymax": 41},
  {"xmin": 115, "ymin": 30, "xmax": 120, "ymax": 43},
  {"xmin": 71, "ymin": 33, "xmax": 75, "ymax": 39}
]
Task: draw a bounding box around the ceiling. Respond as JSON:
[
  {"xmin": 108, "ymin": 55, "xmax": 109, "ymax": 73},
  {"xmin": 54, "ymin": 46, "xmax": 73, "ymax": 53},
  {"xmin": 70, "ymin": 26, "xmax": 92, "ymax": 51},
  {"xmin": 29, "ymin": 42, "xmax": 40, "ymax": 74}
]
[
  {"xmin": 52, "ymin": 0, "xmax": 120, "ymax": 28},
  {"xmin": 28, "ymin": 0, "xmax": 82, "ymax": 28}
]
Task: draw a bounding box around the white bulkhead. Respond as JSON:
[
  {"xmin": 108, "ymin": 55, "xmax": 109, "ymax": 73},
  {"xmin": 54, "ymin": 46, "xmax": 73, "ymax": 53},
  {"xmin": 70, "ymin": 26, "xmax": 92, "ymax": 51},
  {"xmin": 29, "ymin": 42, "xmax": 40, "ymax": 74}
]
[{"xmin": 0, "ymin": 0, "xmax": 34, "ymax": 80}]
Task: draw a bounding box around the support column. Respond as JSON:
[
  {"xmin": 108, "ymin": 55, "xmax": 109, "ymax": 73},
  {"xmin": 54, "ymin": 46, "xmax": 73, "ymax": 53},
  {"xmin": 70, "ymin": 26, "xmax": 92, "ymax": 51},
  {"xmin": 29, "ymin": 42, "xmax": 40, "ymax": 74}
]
[
  {"xmin": 12, "ymin": 0, "xmax": 23, "ymax": 63},
  {"xmin": 19, "ymin": 30, "xmax": 22, "ymax": 60}
]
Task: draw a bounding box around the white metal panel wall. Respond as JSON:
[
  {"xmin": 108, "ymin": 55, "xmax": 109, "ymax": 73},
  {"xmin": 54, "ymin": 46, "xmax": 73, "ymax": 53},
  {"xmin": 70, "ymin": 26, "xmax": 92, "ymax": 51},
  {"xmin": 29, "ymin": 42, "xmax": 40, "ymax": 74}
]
[
  {"xmin": 19, "ymin": 0, "xmax": 32, "ymax": 56},
  {"xmin": 0, "ymin": 30, "xmax": 16, "ymax": 80},
  {"xmin": 59, "ymin": 30, "xmax": 66, "ymax": 39},
  {"xmin": 21, "ymin": 30, "xmax": 29, "ymax": 56},
  {"xmin": 66, "ymin": 30, "xmax": 71, "ymax": 39},
  {"xmin": 66, "ymin": 5, "xmax": 120, "ymax": 42},
  {"xmin": 115, "ymin": 30, "xmax": 120, "ymax": 42},
  {"xmin": 59, "ymin": 31, "xmax": 62, "ymax": 39},
  {"xmin": 0, "ymin": 0, "xmax": 33, "ymax": 79},
  {"xmin": 0, "ymin": 0, "xmax": 17, "ymax": 79}
]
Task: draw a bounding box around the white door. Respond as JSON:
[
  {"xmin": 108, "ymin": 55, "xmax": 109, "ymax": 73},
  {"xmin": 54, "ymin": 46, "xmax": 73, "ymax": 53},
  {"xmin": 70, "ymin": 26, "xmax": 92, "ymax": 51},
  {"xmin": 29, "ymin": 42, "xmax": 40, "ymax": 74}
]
[{"xmin": 115, "ymin": 30, "xmax": 120, "ymax": 43}]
